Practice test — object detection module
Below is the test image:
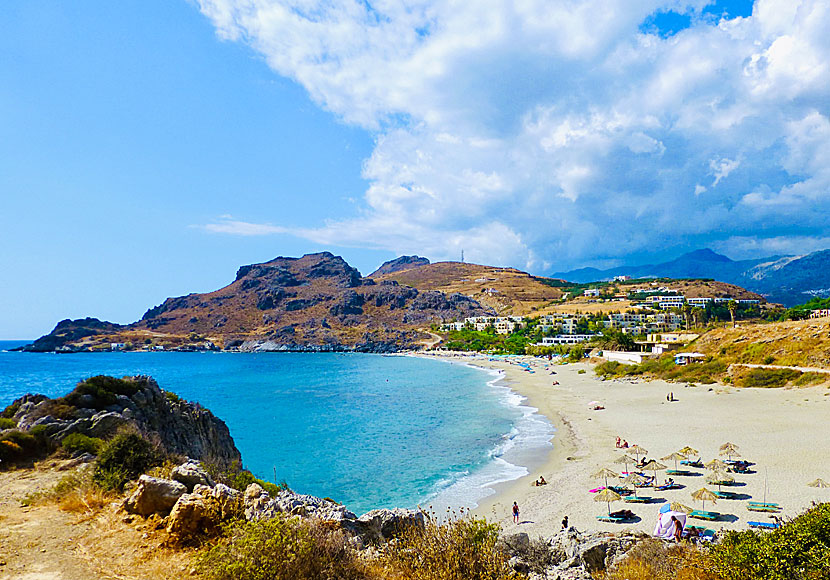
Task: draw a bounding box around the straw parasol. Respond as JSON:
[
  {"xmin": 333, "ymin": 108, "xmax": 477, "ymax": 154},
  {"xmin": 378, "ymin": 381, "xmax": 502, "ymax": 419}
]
[
  {"xmin": 593, "ymin": 487, "xmax": 622, "ymax": 515},
  {"xmin": 643, "ymin": 460, "xmax": 667, "ymax": 482},
  {"xmin": 691, "ymin": 487, "xmax": 718, "ymax": 511},
  {"xmin": 622, "ymin": 473, "xmax": 648, "ymax": 498},
  {"xmin": 613, "ymin": 454, "xmax": 637, "ymax": 474},
  {"xmin": 661, "ymin": 452, "xmax": 688, "ymax": 472},
  {"xmin": 628, "ymin": 445, "xmax": 648, "ymax": 462},
  {"xmin": 705, "ymin": 458, "xmax": 729, "ymax": 471},
  {"xmin": 719, "ymin": 442, "xmax": 740, "ymax": 461},
  {"xmin": 719, "ymin": 442, "xmax": 739, "ymax": 451},
  {"xmin": 679, "ymin": 446, "xmax": 699, "ymax": 457},
  {"xmin": 807, "ymin": 478, "xmax": 830, "ymax": 488},
  {"xmin": 592, "ymin": 467, "xmax": 619, "ymax": 489},
  {"xmin": 705, "ymin": 471, "xmax": 735, "ymax": 492},
  {"xmin": 668, "ymin": 502, "xmax": 693, "ymax": 513}
]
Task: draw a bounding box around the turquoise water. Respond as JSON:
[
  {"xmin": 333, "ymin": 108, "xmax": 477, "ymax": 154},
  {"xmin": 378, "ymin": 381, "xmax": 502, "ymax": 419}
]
[{"xmin": 0, "ymin": 342, "xmax": 552, "ymax": 514}]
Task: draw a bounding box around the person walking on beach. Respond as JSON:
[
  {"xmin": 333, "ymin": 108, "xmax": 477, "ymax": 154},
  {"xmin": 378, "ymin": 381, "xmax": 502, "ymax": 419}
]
[
  {"xmin": 561, "ymin": 515, "xmax": 568, "ymax": 530},
  {"xmin": 671, "ymin": 516, "xmax": 683, "ymax": 542},
  {"xmin": 512, "ymin": 502, "xmax": 520, "ymax": 524}
]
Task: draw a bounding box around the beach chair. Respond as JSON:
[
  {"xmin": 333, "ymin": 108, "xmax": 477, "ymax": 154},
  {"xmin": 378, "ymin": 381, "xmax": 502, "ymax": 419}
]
[
  {"xmin": 689, "ymin": 510, "xmax": 719, "ymax": 521},
  {"xmin": 748, "ymin": 501, "xmax": 780, "ymax": 507},
  {"xmin": 608, "ymin": 486, "xmax": 633, "ymax": 496},
  {"xmin": 596, "ymin": 515, "xmax": 628, "ymax": 523},
  {"xmin": 713, "ymin": 491, "xmax": 737, "ymax": 499},
  {"xmin": 748, "ymin": 521, "xmax": 780, "ymax": 530},
  {"xmin": 654, "ymin": 483, "xmax": 681, "ymax": 491},
  {"xmin": 680, "ymin": 459, "xmax": 704, "ymax": 468},
  {"xmin": 623, "ymin": 496, "xmax": 651, "ymax": 503},
  {"xmin": 665, "ymin": 469, "xmax": 692, "ymax": 476},
  {"xmin": 747, "ymin": 505, "xmax": 782, "ymax": 513}
]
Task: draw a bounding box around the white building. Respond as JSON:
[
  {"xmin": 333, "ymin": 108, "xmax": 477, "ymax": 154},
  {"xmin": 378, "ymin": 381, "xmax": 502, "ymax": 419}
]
[
  {"xmin": 686, "ymin": 297, "xmax": 713, "ymax": 307},
  {"xmin": 613, "ymin": 275, "xmax": 631, "ymax": 282},
  {"xmin": 809, "ymin": 309, "xmax": 830, "ymax": 319},
  {"xmin": 539, "ymin": 334, "xmax": 594, "ymax": 345},
  {"xmin": 583, "ymin": 288, "xmax": 601, "ymax": 297}
]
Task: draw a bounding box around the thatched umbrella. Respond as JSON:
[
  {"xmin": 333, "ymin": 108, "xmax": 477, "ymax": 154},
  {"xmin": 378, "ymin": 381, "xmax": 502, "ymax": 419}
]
[
  {"xmin": 643, "ymin": 460, "xmax": 667, "ymax": 483},
  {"xmin": 661, "ymin": 452, "xmax": 688, "ymax": 472},
  {"xmin": 592, "ymin": 467, "xmax": 619, "ymax": 489},
  {"xmin": 668, "ymin": 502, "xmax": 693, "ymax": 513},
  {"xmin": 679, "ymin": 446, "xmax": 699, "ymax": 457},
  {"xmin": 593, "ymin": 487, "xmax": 622, "ymax": 515},
  {"xmin": 622, "ymin": 473, "xmax": 648, "ymax": 498},
  {"xmin": 613, "ymin": 454, "xmax": 636, "ymax": 474},
  {"xmin": 705, "ymin": 471, "xmax": 735, "ymax": 492},
  {"xmin": 719, "ymin": 442, "xmax": 740, "ymax": 461},
  {"xmin": 691, "ymin": 487, "xmax": 718, "ymax": 511},
  {"xmin": 628, "ymin": 445, "xmax": 648, "ymax": 462},
  {"xmin": 808, "ymin": 478, "xmax": 830, "ymax": 488},
  {"xmin": 705, "ymin": 458, "xmax": 729, "ymax": 471}
]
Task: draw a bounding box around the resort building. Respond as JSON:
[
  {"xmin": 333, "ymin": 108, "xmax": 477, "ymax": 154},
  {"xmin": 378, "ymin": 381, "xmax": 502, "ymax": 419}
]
[
  {"xmin": 538, "ymin": 334, "xmax": 594, "ymax": 345},
  {"xmin": 686, "ymin": 297, "xmax": 713, "ymax": 307},
  {"xmin": 583, "ymin": 288, "xmax": 601, "ymax": 297},
  {"xmin": 809, "ymin": 309, "xmax": 830, "ymax": 319},
  {"xmin": 440, "ymin": 315, "xmax": 526, "ymax": 334}
]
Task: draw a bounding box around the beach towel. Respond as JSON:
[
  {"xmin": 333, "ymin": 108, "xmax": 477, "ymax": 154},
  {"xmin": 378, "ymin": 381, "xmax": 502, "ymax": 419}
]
[{"xmin": 653, "ymin": 511, "xmax": 687, "ymax": 539}]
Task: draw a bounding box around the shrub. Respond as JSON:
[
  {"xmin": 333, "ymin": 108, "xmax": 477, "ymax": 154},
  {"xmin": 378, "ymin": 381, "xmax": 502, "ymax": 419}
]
[
  {"xmin": 164, "ymin": 390, "xmax": 181, "ymax": 403},
  {"xmin": 204, "ymin": 461, "xmax": 288, "ymax": 496},
  {"xmin": 380, "ymin": 516, "xmax": 521, "ymax": 580},
  {"xmin": 604, "ymin": 538, "xmax": 715, "ymax": 580},
  {"xmin": 61, "ymin": 433, "xmax": 103, "ymax": 456},
  {"xmin": 23, "ymin": 467, "xmax": 111, "ymax": 514},
  {"xmin": 0, "ymin": 417, "xmax": 16, "ymax": 429},
  {"xmin": 93, "ymin": 431, "xmax": 162, "ymax": 491},
  {"xmin": 736, "ymin": 368, "xmax": 801, "ymax": 388},
  {"xmin": 0, "ymin": 429, "xmax": 46, "ymax": 464},
  {"xmin": 706, "ymin": 503, "xmax": 830, "ymax": 580},
  {"xmin": 1, "ymin": 400, "xmax": 22, "ymax": 419},
  {"xmin": 195, "ymin": 516, "xmax": 368, "ymax": 580},
  {"xmin": 62, "ymin": 375, "xmax": 140, "ymax": 410}
]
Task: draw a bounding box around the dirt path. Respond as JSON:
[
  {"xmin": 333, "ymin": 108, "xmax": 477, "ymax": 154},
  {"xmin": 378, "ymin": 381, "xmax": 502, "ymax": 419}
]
[{"xmin": 0, "ymin": 462, "xmax": 194, "ymax": 580}]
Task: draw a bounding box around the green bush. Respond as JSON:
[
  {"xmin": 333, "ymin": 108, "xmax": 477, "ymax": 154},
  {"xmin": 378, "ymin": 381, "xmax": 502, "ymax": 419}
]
[
  {"xmin": 0, "ymin": 429, "xmax": 45, "ymax": 464},
  {"xmin": 737, "ymin": 368, "xmax": 801, "ymax": 388},
  {"xmin": 61, "ymin": 433, "xmax": 103, "ymax": 456},
  {"xmin": 93, "ymin": 431, "xmax": 162, "ymax": 491},
  {"xmin": 204, "ymin": 461, "xmax": 287, "ymax": 496},
  {"xmin": 0, "ymin": 417, "xmax": 16, "ymax": 430},
  {"xmin": 196, "ymin": 516, "xmax": 367, "ymax": 580},
  {"xmin": 62, "ymin": 375, "xmax": 140, "ymax": 410},
  {"xmin": 164, "ymin": 390, "xmax": 181, "ymax": 403},
  {"xmin": 1, "ymin": 400, "xmax": 22, "ymax": 419},
  {"xmin": 706, "ymin": 503, "xmax": 830, "ymax": 580}
]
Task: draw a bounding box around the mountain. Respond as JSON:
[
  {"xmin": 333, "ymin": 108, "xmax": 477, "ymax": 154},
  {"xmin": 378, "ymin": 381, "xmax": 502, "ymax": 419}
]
[
  {"xmin": 370, "ymin": 255, "xmax": 430, "ymax": 276},
  {"xmin": 552, "ymin": 248, "xmax": 830, "ymax": 306},
  {"xmin": 22, "ymin": 252, "xmax": 491, "ymax": 353},
  {"xmin": 370, "ymin": 261, "xmax": 566, "ymax": 315}
]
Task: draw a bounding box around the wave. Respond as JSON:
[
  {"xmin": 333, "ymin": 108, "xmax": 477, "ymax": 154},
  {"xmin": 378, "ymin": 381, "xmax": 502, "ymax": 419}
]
[{"xmin": 424, "ymin": 361, "xmax": 555, "ymax": 512}]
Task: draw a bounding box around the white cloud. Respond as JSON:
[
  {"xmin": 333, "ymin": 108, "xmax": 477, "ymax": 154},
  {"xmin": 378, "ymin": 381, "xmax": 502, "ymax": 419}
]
[
  {"xmin": 196, "ymin": 0, "xmax": 830, "ymax": 268},
  {"xmin": 200, "ymin": 218, "xmax": 290, "ymax": 236}
]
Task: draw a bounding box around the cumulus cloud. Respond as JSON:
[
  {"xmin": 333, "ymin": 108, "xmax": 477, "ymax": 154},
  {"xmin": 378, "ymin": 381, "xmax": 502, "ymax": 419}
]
[{"xmin": 195, "ymin": 0, "xmax": 830, "ymax": 269}]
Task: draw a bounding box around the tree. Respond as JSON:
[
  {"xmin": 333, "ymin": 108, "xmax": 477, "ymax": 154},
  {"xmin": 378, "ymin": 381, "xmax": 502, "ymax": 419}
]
[
  {"xmin": 691, "ymin": 307, "xmax": 704, "ymax": 328},
  {"xmin": 727, "ymin": 300, "xmax": 738, "ymax": 328},
  {"xmin": 681, "ymin": 303, "xmax": 692, "ymax": 330}
]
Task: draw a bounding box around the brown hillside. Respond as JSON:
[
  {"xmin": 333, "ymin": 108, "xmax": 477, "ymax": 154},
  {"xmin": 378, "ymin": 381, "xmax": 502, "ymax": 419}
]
[{"xmin": 371, "ymin": 261, "xmax": 565, "ymax": 315}]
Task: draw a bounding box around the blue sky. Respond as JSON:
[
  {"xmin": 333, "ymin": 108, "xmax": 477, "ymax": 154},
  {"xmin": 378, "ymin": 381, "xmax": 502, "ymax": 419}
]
[{"xmin": 2, "ymin": 0, "xmax": 829, "ymax": 338}]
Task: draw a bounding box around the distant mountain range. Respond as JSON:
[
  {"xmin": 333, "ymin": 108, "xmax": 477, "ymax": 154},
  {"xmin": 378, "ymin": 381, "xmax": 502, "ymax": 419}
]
[{"xmin": 551, "ymin": 248, "xmax": 830, "ymax": 306}]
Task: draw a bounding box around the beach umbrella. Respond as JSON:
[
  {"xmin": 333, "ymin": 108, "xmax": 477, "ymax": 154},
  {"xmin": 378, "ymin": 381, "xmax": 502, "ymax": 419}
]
[
  {"xmin": 719, "ymin": 447, "xmax": 742, "ymax": 461},
  {"xmin": 613, "ymin": 454, "xmax": 636, "ymax": 474},
  {"xmin": 705, "ymin": 471, "xmax": 734, "ymax": 492},
  {"xmin": 691, "ymin": 487, "xmax": 718, "ymax": 511},
  {"xmin": 705, "ymin": 459, "xmax": 729, "ymax": 471},
  {"xmin": 669, "ymin": 502, "xmax": 693, "ymax": 513},
  {"xmin": 643, "ymin": 460, "xmax": 667, "ymax": 482},
  {"xmin": 593, "ymin": 487, "xmax": 622, "ymax": 515},
  {"xmin": 622, "ymin": 473, "xmax": 647, "ymax": 498},
  {"xmin": 661, "ymin": 452, "xmax": 688, "ymax": 472},
  {"xmin": 628, "ymin": 445, "xmax": 648, "ymax": 462},
  {"xmin": 592, "ymin": 467, "xmax": 619, "ymax": 489},
  {"xmin": 719, "ymin": 442, "xmax": 740, "ymax": 451},
  {"xmin": 807, "ymin": 478, "xmax": 830, "ymax": 488},
  {"xmin": 679, "ymin": 446, "xmax": 699, "ymax": 457}
]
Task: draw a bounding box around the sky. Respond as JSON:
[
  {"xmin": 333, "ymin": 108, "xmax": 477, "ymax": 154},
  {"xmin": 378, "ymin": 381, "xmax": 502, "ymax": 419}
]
[{"xmin": 2, "ymin": 0, "xmax": 829, "ymax": 338}]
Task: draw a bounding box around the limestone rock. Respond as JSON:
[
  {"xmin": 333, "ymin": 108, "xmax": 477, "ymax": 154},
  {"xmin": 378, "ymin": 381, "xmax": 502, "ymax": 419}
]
[
  {"xmin": 166, "ymin": 483, "xmax": 242, "ymax": 541},
  {"xmin": 171, "ymin": 462, "xmax": 214, "ymax": 492},
  {"xmin": 124, "ymin": 475, "xmax": 187, "ymax": 516},
  {"xmin": 356, "ymin": 508, "xmax": 425, "ymax": 542}
]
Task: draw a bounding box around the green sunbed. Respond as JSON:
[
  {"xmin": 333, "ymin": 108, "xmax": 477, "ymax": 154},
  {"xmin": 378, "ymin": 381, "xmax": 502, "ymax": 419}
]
[
  {"xmin": 747, "ymin": 504, "xmax": 781, "ymax": 513},
  {"xmin": 624, "ymin": 496, "xmax": 651, "ymax": 503},
  {"xmin": 748, "ymin": 501, "xmax": 780, "ymax": 507},
  {"xmin": 689, "ymin": 510, "xmax": 719, "ymax": 520},
  {"xmin": 596, "ymin": 515, "xmax": 628, "ymax": 523},
  {"xmin": 748, "ymin": 520, "xmax": 780, "ymax": 530},
  {"xmin": 713, "ymin": 491, "xmax": 737, "ymax": 499}
]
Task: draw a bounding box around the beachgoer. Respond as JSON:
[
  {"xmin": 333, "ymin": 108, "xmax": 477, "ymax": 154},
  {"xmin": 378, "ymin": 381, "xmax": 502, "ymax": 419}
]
[
  {"xmin": 512, "ymin": 502, "xmax": 520, "ymax": 524},
  {"xmin": 666, "ymin": 393, "xmax": 670, "ymax": 402},
  {"xmin": 615, "ymin": 436, "xmax": 621, "ymax": 448},
  {"xmin": 561, "ymin": 515, "xmax": 568, "ymax": 530},
  {"xmin": 539, "ymin": 476, "xmax": 547, "ymax": 485},
  {"xmin": 534, "ymin": 479, "xmax": 540, "ymax": 486},
  {"xmin": 671, "ymin": 516, "xmax": 683, "ymax": 542},
  {"xmin": 622, "ymin": 440, "xmax": 629, "ymax": 448}
]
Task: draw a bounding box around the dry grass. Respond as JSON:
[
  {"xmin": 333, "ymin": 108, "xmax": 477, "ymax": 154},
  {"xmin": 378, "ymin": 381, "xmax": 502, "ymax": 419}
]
[
  {"xmin": 23, "ymin": 466, "xmax": 114, "ymax": 516},
  {"xmin": 602, "ymin": 539, "xmax": 719, "ymax": 580}
]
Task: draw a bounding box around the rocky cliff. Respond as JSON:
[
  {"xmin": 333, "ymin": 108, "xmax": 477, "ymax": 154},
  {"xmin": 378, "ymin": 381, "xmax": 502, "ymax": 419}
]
[
  {"xmin": 7, "ymin": 375, "xmax": 241, "ymax": 466},
  {"xmin": 22, "ymin": 252, "xmax": 491, "ymax": 352},
  {"xmin": 370, "ymin": 255, "xmax": 430, "ymax": 276}
]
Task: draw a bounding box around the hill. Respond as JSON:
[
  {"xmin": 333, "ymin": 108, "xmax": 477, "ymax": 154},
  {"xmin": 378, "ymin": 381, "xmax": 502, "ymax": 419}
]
[
  {"xmin": 22, "ymin": 252, "xmax": 490, "ymax": 353},
  {"xmin": 370, "ymin": 261, "xmax": 566, "ymax": 315},
  {"xmin": 553, "ymin": 248, "xmax": 830, "ymax": 306}
]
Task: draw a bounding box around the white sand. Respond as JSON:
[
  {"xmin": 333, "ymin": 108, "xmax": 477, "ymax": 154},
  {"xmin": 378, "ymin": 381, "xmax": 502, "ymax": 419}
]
[{"xmin": 420, "ymin": 353, "xmax": 830, "ymax": 537}]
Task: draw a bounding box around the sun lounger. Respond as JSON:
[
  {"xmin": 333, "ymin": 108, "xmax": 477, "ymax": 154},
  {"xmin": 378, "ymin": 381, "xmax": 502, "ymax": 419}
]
[
  {"xmin": 713, "ymin": 491, "xmax": 737, "ymax": 499},
  {"xmin": 589, "ymin": 486, "xmax": 606, "ymax": 493},
  {"xmin": 680, "ymin": 459, "xmax": 703, "ymax": 468},
  {"xmin": 654, "ymin": 483, "xmax": 681, "ymax": 491},
  {"xmin": 748, "ymin": 521, "xmax": 780, "ymax": 530},
  {"xmin": 624, "ymin": 496, "xmax": 651, "ymax": 503},
  {"xmin": 747, "ymin": 505, "xmax": 782, "ymax": 513},
  {"xmin": 597, "ymin": 515, "xmax": 628, "ymax": 523},
  {"xmin": 689, "ymin": 510, "xmax": 719, "ymax": 521},
  {"xmin": 748, "ymin": 501, "xmax": 780, "ymax": 507},
  {"xmin": 608, "ymin": 486, "xmax": 633, "ymax": 496},
  {"xmin": 665, "ymin": 469, "xmax": 692, "ymax": 476}
]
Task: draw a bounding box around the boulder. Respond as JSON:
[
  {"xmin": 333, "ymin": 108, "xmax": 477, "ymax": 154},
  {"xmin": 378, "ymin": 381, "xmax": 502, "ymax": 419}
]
[
  {"xmin": 171, "ymin": 462, "xmax": 214, "ymax": 492},
  {"xmin": 166, "ymin": 483, "xmax": 242, "ymax": 541},
  {"xmin": 356, "ymin": 508, "xmax": 425, "ymax": 542},
  {"xmin": 124, "ymin": 475, "xmax": 187, "ymax": 516}
]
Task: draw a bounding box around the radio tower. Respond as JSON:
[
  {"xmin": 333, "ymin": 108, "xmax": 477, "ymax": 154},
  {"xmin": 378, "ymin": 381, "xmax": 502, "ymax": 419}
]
[{"xmin": 461, "ymin": 249, "xmax": 464, "ymax": 263}]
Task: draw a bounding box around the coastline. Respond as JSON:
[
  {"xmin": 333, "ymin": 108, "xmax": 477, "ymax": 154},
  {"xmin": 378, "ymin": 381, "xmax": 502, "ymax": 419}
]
[{"xmin": 420, "ymin": 352, "xmax": 830, "ymax": 536}]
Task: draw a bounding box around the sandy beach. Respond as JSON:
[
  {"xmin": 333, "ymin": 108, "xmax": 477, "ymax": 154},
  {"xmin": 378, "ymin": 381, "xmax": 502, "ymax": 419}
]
[{"xmin": 420, "ymin": 352, "xmax": 830, "ymax": 537}]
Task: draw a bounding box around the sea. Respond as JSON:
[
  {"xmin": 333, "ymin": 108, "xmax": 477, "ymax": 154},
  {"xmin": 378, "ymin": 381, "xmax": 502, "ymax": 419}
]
[{"xmin": 0, "ymin": 340, "xmax": 553, "ymax": 515}]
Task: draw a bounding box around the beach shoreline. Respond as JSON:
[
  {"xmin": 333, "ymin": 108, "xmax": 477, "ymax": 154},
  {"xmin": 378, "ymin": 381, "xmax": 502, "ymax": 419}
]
[{"xmin": 418, "ymin": 351, "xmax": 830, "ymax": 537}]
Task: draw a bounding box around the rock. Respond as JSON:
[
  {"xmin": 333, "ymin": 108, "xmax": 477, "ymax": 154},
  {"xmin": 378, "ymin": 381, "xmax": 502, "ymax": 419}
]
[
  {"xmin": 171, "ymin": 462, "xmax": 215, "ymax": 492},
  {"xmin": 509, "ymin": 556, "xmax": 531, "ymax": 573},
  {"xmin": 166, "ymin": 484, "xmax": 242, "ymax": 542},
  {"xmin": 502, "ymin": 532, "xmax": 531, "ymax": 553},
  {"xmin": 356, "ymin": 508, "xmax": 425, "ymax": 543},
  {"xmin": 124, "ymin": 475, "xmax": 187, "ymax": 516},
  {"xmin": 369, "ymin": 255, "xmax": 430, "ymax": 277}
]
